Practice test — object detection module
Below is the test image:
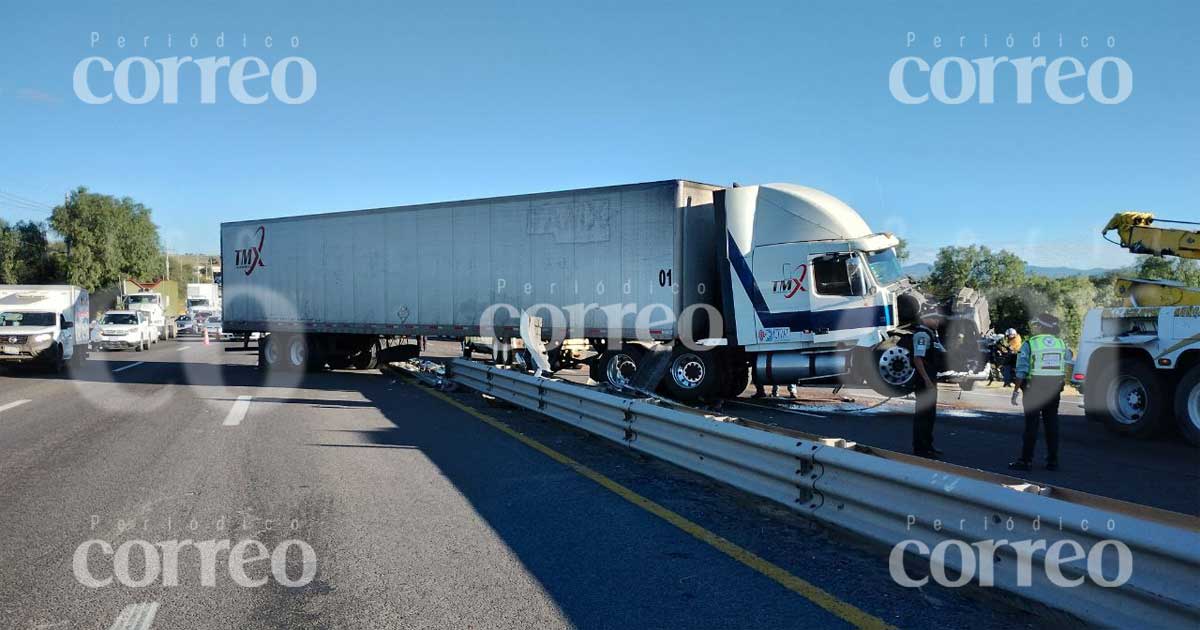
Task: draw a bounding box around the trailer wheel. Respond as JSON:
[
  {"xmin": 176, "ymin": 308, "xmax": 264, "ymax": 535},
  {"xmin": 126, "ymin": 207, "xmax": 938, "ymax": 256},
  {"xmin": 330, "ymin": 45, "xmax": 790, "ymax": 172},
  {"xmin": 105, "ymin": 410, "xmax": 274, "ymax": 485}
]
[
  {"xmin": 662, "ymin": 348, "xmax": 721, "ymax": 402},
  {"xmin": 260, "ymin": 334, "xmax": 282, "ymax": 370},
  {"xmin": 1175, "ymin": 364, "xmax": 1200, "ymax": 447},
  {"xmin": 461, "ymin": 341, "xmax": 473, "ymax": 359},
  {"xmin": 598, "ymin": 347, "xmax": 644, "ymax": 389},
  {"xmin": 1100, "ymin": 361, "xmax": 1168, "ymax": 437},
  {"xmin": 285, "ymin": 336, "xmax": 309, "ymax": 370}
]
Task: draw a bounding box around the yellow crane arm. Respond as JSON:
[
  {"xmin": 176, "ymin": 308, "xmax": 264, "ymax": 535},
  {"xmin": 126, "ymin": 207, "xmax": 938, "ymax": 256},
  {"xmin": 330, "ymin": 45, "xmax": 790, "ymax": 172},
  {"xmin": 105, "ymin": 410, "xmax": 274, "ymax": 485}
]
[{"xmin": 1103, "ymin": 212, "xmax": 1200, "ymax": 259}]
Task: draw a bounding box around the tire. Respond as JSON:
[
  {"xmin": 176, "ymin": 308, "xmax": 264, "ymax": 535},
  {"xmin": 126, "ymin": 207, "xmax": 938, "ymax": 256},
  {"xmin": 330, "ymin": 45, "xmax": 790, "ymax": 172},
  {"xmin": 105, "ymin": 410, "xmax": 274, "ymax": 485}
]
[
  {"xmin": 721, "ymin": 363, "xmax": 751, "ymax": 398},
  {"xmin": 462, "ymin": 341, "xmax": 472, "ymax": 359},
  {"xmin": 136, "ymin": 339, "xmax": 144, "ymax": 352},
  {"xmin": 598, "ymin": 346, "xmax": 645, "ymax": 389},
  {"xmin": 959, "ymin": 379, "xmax": 976, "ymax": 392},
  {"xmin": 1175, "ymin": 364, "xmax": 1200, "ymax": 447},
  {"xmin": 351, "ymin": 341, "xmax": 379, "ymax": 370},
  {"xmin": 285, "ymin": 335, "xmax": 309, "ymax": 371},
  {"xmin": 260, "ymin": 334, "xmax": 282, "ymax": 370},
  {"xmin": 859, "ymin": 341, "xmax": 916, "ymax": 397},
  {"xmin": 662, "ymin": 348, "xmax": 722, "ymax": 402},
  {"xmin": 1098, "ymin": 360, "xmax": 1169, "ymax": 437}
]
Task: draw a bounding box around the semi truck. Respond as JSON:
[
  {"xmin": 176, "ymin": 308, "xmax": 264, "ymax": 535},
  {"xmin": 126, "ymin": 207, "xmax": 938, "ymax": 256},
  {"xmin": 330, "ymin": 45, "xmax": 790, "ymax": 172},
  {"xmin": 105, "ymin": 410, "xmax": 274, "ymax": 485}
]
[
  {"xmin": 221, "ymin": 180, "xmax": 988, "ymax": 400},
  {"xmin": 0, "ymin": 285, "xmax": 90, "ymax": 373}
]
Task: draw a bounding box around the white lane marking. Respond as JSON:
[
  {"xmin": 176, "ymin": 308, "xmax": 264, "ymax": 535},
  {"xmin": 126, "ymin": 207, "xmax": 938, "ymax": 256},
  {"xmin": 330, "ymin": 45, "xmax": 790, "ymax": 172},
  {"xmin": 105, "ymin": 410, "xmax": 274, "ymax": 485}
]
[
  {"xmin": 0, "ymin": 399, "xmax": 32, "ymax": 413},
  {"xmin": 111, "ymin": 361, "xmax": 145, "ymax": 374},
  {"xmin": 107, "ymin": 601, "xmax": 159, "ymax": 630},
  {"xmin": 223, "ymin": 395, "xmax": 253, "ymax": 426},
  {"xmin": 177, "ymin": 346, "xmax": 190, "ymax": 352}
]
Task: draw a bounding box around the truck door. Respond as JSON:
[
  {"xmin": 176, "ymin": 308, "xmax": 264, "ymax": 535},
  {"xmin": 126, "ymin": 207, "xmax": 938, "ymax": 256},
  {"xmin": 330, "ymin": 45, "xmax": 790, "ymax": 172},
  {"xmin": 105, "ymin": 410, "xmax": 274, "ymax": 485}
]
[
  {"xmin": 807, "ymin": 252, "xmax": 883, "ymax": 344},
  {"xmin": 748, "ymin": 243, "xmax": 812, "ymax": 344}
]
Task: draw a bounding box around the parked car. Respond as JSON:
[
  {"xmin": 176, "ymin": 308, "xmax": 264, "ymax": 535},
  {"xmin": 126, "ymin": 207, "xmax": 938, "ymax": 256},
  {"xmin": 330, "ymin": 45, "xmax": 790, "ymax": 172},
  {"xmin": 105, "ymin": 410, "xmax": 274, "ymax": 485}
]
[
  {"xmin": 175, "ymin": 315, "xmax": 195, "ymax": 335},
  {"xmin": 96, "ymin": 310, "xmax": 154, "ymax": 351}
]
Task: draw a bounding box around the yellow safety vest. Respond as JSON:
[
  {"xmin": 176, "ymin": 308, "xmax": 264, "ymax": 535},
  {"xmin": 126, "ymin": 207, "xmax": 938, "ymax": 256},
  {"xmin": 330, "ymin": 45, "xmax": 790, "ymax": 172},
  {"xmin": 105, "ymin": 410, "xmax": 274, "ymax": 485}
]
[{"xmin": 1028, "ymin": 335, "xmax": 1067, "ymax": 377}]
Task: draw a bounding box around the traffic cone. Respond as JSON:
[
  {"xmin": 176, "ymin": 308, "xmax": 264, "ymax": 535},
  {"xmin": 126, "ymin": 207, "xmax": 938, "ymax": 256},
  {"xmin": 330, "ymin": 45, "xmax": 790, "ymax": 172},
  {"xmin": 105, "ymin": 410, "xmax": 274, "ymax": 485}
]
[{"xmin": 203, "ymin": 327, "xmax": 210, "ymax": 346}]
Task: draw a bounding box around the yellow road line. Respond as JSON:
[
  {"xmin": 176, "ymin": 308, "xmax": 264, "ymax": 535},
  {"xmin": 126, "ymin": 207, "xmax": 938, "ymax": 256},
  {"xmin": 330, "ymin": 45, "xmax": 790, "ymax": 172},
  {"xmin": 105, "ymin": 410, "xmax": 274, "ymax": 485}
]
[{"xmin": 404, "ymin": 376, "xmax": 895, "ymax": 630}]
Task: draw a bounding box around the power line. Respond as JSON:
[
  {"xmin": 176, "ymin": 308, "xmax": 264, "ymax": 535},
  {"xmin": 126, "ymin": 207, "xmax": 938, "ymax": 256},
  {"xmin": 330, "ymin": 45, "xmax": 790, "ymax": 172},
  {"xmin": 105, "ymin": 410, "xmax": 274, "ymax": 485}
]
[{"xmin": 0, "ymin": 189, "xmax": 55, "ymax": 213}]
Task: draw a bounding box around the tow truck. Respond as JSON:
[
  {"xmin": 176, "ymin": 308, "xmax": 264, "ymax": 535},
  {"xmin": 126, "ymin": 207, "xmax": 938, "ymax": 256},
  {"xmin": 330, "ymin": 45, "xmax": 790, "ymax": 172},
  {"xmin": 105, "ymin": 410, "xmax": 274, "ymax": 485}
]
[{"xmin": 1073, "ymin": 212, "xmax": 1200, "ymax": 445}]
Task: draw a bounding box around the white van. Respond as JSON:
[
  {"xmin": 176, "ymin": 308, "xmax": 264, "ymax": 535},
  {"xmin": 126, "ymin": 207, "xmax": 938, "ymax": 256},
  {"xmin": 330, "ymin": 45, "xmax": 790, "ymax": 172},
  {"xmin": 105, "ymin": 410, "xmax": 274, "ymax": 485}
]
[{"xmin": 0, "ymin": 285, "xmax": 90, "ymax": 373}]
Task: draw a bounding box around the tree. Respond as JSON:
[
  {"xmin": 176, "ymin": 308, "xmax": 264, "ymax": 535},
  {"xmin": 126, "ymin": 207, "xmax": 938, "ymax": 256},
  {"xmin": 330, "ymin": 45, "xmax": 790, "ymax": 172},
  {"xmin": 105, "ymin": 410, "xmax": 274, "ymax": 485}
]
[
  {"xmin": 926, "ymin": 245, "xmax": 1027, "ymax": 300},
  {"xmin": 49, "ymin": 187, "xmax": 163, "ymax": 291},
  {"xmin": 1130, "ymin": 255, "xmax": 1200, "ymax": 287},
  {"xmin": 0, "ymin": 219, "xmax": 59, "ymax": 284},
  {"xmin": 895, "ymin": 237, "xmax": 910, "ymax": 262}
]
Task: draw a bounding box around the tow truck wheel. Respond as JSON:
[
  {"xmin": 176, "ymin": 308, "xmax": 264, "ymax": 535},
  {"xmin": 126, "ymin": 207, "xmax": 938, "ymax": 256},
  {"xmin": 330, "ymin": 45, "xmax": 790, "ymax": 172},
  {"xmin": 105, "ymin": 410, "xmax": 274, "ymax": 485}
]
[
  {"xmin": 598, "ymin": 346, "xmax": 644, "ymax": 390},
  {"xmin": 1101, "ymin": 361, "xmax": 1167, "ymax": 437},
  {"xmin": 1175, "ymin": 365, "xmax": 1200, "ymax": 447},
  {"xmin": 662, "ymin": 348, "xmax": 720, "ymax": 402}
]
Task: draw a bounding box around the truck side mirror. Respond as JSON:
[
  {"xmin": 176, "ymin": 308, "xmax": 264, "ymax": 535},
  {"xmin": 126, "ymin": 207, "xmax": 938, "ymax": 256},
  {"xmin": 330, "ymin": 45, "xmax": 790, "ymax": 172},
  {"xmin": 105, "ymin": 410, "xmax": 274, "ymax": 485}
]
[
  {"xmin": 847, "ymin": 258, "xmax": 865, "ymax": 296},
  {"xmin": 62, "ymin": 321, "xmax": 74, "ymax": 329}
]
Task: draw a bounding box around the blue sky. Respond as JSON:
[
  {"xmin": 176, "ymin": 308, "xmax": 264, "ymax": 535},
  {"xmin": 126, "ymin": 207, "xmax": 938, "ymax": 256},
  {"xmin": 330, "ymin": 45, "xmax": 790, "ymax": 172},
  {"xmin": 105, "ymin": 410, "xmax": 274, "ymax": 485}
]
[{"xmin": 1, "ymin": 1, "xmax": 1196, "ymax": 267}]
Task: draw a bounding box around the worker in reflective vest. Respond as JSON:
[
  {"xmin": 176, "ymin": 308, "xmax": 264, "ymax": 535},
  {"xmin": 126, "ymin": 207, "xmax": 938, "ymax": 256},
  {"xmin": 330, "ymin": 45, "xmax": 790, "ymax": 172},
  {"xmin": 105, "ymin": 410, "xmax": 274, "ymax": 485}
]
[{"xmin": 1009, "ymin": 313, "xmax": 1071, "ymax": 471}]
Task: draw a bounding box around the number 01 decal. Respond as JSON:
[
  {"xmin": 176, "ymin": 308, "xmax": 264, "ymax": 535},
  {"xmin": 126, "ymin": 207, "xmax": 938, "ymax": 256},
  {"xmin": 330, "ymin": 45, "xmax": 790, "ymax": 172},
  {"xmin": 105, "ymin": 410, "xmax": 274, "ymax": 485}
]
[{"xmin": 658, "ymin": 269, "xmax": 672, "ymax": 287}]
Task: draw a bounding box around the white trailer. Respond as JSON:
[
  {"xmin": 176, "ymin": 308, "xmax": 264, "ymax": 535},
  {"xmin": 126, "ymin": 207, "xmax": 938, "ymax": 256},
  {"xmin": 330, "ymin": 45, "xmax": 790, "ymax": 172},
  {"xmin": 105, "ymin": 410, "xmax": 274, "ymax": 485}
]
[
  {"xmin": 222, "ymin": 180, "xmax": 985, "ymax": 400},
  {"xmin": 0, "ymin": 285, "xmax": 90, "ymax": 373}
]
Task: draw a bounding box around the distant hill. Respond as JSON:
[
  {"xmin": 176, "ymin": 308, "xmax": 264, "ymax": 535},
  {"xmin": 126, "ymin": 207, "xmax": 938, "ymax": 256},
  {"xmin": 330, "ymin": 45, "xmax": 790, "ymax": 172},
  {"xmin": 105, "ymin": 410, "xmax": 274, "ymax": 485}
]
[{"xmin": 901, "ymin": 263, "xmax": 1113, "ymax": 280}]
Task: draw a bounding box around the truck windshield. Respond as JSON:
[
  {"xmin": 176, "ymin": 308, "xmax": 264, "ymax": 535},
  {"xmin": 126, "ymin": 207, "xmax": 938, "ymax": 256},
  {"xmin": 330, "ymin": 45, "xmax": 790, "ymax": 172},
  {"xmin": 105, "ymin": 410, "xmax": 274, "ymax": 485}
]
[
  {"xmin": 104, "ymin": 314, "xmax": 139, "ymax": 325},
  {"xmin": 0, "ymin": 311, "xmax": 55, "ymax": 327},
  {"xmin": 866, "ymin": 249, "xmax": 904, "ymax": 286},
  {"xmin": 127, "ymin": 295, "xmax": 157, "ymax": 304},
  {"xmin": 188, "ymin": 299, "xmax": 209, "ymax": 307}
]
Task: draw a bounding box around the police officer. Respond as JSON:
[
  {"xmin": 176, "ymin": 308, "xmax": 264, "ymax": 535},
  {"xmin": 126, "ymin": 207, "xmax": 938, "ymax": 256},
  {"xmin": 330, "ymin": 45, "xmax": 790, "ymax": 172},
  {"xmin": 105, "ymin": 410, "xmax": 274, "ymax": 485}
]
[
  {"xmin": 912, "ymin": 309, "xmax": 946, "ymax": 458},
  {"xmin": 1008, "ymin": 313, "xmax": 1070, "ymax": 471}
]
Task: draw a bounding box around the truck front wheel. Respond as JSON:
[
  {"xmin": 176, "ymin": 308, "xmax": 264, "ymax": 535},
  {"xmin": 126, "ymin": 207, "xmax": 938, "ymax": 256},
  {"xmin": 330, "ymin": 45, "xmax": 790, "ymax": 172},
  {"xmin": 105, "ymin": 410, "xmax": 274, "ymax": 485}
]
[
  {"xmin": 1175, "ymin": 364, "xmax": 1200, "ymax": 447},
  {"xmin": 1098, "ymin": 361, "xmax": 1168, "ymax": 437},
  {"xmin": 857, "ymin": 342, "xmax": 915, "ymax": 397},
  {"xmin": 662, "ymin": 349, "xmax": 721, "ymax": 402}
]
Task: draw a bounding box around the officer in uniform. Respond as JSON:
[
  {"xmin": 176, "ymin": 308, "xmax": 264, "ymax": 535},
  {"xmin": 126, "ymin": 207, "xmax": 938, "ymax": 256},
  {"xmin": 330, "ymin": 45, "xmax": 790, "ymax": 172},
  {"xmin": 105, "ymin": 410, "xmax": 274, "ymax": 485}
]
[
  {"xmin": 911, "ymin": 309, "xmax": 946, "ymax": 458},
  {"xmin": 1008, "ymin": 313, "xmax": 1070, "ymax": 471}
]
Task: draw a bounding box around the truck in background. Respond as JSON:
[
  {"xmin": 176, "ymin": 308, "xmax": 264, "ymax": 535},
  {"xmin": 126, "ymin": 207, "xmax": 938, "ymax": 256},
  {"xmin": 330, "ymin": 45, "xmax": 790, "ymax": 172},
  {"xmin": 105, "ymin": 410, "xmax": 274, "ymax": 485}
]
[
  {"xmin": 0, "ymin": 285, "xmax": 90, "ymax": 373},
  {"xmin": 121, "ymin": 291, "xmax": 176, "ymax": 341},
  {"xmin": 186, "ymin": 282, "xmax": 221, "ymax": 321},
  {"xmin": 220, "ymin": 180, "xmax": 989, "ymax": 401}
]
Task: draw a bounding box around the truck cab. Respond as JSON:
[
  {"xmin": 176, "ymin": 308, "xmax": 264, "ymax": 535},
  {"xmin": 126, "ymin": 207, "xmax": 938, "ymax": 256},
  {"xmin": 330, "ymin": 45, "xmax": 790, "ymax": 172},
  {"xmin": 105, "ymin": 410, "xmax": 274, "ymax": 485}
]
[
  {"xmin": 123, "ymin": 292, "xmax": 174, "ymax": 341},
  {"xmin": 720, "ymin": 184, "xmax": 920, "ymax": 392}
]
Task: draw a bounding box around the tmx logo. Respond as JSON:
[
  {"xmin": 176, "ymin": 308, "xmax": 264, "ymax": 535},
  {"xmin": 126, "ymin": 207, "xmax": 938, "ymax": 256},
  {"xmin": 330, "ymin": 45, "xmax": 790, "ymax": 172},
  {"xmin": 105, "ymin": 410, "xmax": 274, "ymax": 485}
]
[
  {"xmin": 234, "ymin": 226, "xmax": 267, "ymax": 276},
  {"xmin": 771, "ymin": 264, "xmax": 808, "ymax": 299}
]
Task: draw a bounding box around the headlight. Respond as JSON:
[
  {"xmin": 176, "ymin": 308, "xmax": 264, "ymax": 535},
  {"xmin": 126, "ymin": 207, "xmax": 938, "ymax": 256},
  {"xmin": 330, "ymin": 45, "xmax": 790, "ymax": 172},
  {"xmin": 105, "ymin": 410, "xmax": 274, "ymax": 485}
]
[{"xmin": 33, "ymin": 334, "xmax": 52, "ymax": 343}]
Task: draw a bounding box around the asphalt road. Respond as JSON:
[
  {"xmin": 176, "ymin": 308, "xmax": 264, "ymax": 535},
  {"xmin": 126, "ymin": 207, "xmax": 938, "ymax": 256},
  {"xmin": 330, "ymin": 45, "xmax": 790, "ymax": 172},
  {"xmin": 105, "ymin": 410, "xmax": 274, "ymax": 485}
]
[{"xmin": 0, "ymin": 338, "xmax": 1052, "ymax": 629}]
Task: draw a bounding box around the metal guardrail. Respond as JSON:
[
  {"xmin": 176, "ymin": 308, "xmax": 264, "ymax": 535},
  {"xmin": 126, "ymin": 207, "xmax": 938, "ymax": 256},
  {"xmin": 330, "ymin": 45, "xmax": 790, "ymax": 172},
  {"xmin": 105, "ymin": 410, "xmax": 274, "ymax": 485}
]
[{"xmin": 443, "ymin": 358, "xmax": 1200, "ymax": 629}]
